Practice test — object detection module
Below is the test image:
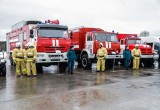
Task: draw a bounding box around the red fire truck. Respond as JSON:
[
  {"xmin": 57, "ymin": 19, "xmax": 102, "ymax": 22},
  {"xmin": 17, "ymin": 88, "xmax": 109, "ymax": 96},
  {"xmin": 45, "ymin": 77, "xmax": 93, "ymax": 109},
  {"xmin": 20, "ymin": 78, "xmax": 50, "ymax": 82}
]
[
  {"xmin": 70, "ymin": 27, "xmax": 122, "ymax": 69},
  {"xmin": 118, "ymin": 34, "xmax": 154, "ymax": 67},
  {"xmin": 6, "ymin": 20, "xmax": 71, "ymax": 73}
]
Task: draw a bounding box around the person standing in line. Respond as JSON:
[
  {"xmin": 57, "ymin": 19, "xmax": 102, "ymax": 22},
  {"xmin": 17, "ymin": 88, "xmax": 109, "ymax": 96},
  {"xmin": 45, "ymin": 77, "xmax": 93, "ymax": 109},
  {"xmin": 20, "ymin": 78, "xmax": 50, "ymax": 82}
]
[
  {"xmin": 96, "ymin": 43, "xmax": 108, "ymax": 72},
  {"xmin": 25, "ymin": 42, "xmax": 37, "ymax": 77},
  {"xmin": 131, "ymin": 45, "xmax": 141, "ymax": 70},
  {"xmin": 12, "ymin": 42, "xmax": 26, "ymax": 77},
  {"xmin": 123, "ymin": 46, "xmax": 132, "ymax": 69},
  {"xmin": 67, "ymin": 45, "xmax": 77, "ymax": 74},
  {"xmin": 22, "ymin": 43, "xmax": 28, "ymax": 76}
]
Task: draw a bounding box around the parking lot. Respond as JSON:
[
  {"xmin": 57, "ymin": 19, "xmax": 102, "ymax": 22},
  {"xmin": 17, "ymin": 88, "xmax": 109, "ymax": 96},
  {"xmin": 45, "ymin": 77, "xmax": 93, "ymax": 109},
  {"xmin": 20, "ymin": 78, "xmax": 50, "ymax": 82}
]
[{"xmin": 0, "ymin": 61, "xmax": 160, "ymax": 110}]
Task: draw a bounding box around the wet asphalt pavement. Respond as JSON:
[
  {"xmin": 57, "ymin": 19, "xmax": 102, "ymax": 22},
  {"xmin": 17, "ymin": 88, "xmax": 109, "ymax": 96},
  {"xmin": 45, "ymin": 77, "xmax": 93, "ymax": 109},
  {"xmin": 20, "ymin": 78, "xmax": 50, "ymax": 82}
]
[{"xmin": 0, "ymin": 61, "xmax": 160, "ymax": 110}]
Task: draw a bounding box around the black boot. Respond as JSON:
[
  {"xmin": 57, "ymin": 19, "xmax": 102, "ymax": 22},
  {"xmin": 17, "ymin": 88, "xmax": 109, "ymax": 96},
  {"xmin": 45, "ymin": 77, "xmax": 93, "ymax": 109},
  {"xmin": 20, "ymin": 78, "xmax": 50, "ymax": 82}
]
[{"xmin": 71, "ymin": 70, "xmax": 73, "ymax": 74}]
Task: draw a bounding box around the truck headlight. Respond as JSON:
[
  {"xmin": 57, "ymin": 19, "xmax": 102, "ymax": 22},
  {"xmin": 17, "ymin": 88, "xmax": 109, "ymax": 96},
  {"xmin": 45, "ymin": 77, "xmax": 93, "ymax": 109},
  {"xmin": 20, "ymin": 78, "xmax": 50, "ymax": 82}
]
[
  {"xmin": 56, "ymin": 50, "xmax": 61, "ymax": 54},
  {"xmin": 37, "ymin": 54, "xmax": 44, "ymax": 57},
  {"xmin": 112, "ymin": 52, "xmax": 116, "ymax": 55}
]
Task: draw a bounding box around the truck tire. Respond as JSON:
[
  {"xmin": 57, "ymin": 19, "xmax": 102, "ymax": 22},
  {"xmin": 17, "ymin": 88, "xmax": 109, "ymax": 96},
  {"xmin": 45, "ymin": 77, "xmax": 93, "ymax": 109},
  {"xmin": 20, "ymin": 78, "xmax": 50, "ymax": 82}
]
[
  {"xmin": 59, "ymin": 62, "xmax": 67, "ymax": 73},
  {"xmin": 105, "ymin": 59, "xmax": 113, "ymax": 69},
  {"xmin": 81, "ymin": 54, "xmax": 92, "ymax": 70},
  {"xmin": 2, "ymin": 66, "xmax": 6, "ymax": 77},
  {"xmin": 36, "ymin": 64, "xmax": 43, "ymax": 73}
]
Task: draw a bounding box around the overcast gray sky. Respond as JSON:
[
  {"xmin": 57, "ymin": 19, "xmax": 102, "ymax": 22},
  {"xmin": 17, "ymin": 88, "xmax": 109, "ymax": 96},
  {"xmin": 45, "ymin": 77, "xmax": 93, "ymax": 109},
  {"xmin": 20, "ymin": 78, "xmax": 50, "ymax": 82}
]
[{"xmin": 0, "ymin": 0, "xmax": 160, "ymax": 40}]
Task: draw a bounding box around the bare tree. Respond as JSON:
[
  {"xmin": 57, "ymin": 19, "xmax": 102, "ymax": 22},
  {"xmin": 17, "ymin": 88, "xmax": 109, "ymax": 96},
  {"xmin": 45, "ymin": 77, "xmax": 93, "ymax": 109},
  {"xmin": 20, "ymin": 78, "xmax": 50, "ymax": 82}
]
[{"xmin": 139, "ymin": 30, "xmax": 150, "ymax": 37}]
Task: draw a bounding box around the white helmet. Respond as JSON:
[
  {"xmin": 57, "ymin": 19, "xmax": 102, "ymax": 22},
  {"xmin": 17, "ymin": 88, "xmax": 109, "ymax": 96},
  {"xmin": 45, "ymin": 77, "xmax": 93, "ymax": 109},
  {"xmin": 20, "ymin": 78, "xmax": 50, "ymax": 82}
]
[
  {"xmin": 16, "ymin": 42, "xmax": 21, "ymax": 47},
  {"xmin": 99, "ymin": 43, "xmax": 103, "ymax": 47},
  {"xmin": 28, "ymin": 42, "xmax": 34, "ymax": 47},
  {"xmin": 25, "ymin": 43, "xmax": 28, "ymax": 47},
  {"xmin": 135, "ymin": 44, "xmax": 139, "ymax": 47}
]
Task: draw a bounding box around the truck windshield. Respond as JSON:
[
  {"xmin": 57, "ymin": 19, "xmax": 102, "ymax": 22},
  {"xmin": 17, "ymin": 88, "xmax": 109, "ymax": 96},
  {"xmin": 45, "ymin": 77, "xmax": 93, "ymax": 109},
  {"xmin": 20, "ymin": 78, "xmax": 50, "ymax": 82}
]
[
  {"xmin": 127, "ymin": 40, "xmax": 141, "ymax": 44},
  {"xmin": 38, "ymin": 28, "xmax": 68, "ymax": 38},
  {"xmin": 95, "ymin": 33, "xmax": 118, "ymax": 42}
]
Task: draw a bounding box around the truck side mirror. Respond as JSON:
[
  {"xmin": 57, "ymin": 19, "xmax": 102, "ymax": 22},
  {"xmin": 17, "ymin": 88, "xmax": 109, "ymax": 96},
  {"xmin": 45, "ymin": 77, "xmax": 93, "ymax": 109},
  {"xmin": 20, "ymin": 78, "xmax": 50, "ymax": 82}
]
[
  {"xmin": 70, "ymin": 31, "xmax": 73, "ymax": 39},
  {"xmin": 30, "ymin": 34, "xmax": 34, "ymax": 38},
  {"xmin": 30, "ymin": 29, "xmax": 33, "ymax": 35}
]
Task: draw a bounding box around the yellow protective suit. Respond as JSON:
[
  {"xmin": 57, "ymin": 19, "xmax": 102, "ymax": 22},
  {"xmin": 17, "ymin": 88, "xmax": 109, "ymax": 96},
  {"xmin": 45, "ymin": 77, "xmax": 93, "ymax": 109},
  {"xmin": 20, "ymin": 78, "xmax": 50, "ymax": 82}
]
[
  {"xmin": 23, "ymin": 48, "xmax": 28, "ymax": 75},
  {"xmin": 131, "ymin": 48, "xmax": 141, "ymax": 69},
  {"xmin": 25, "ymin": 48, "xmax": 37, "ymax": 76},
  {"xmin": 12, "ymin": 48, "xmax": 26, "ymax": 76},
  {"xmin": 96, "ymin": 47, "xmax": 108, "ymax": 71}
]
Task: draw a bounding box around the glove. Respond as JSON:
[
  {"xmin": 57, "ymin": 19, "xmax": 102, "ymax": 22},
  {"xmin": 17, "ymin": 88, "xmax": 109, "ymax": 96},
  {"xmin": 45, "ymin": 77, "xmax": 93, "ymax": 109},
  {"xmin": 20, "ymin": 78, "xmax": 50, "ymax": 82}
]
[{"xmin": 32, "ymin": 59, "xmax": 36, "ymax": 63}]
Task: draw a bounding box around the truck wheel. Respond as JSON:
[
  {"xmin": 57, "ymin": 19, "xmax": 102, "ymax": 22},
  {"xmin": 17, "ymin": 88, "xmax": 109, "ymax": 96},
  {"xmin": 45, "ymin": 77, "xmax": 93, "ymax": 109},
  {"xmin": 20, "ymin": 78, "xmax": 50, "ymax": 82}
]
[
  {"xmin": 59, "ymin": 62, "xmax": 67, "ymax": 73},
  {"xmin": 105, "ymin": 59, "xmax": 113, "ymax": 69},
  {"xmin": 36, "ymin": 65, "xmax": 43, "ymax": 73},
  {"xmin": 2, "ymin": 66, "xmax": 6, "ymax": 77},
  {"xmin": 81, "ymin": 54, "xmax": 92, "ymax": 70}
]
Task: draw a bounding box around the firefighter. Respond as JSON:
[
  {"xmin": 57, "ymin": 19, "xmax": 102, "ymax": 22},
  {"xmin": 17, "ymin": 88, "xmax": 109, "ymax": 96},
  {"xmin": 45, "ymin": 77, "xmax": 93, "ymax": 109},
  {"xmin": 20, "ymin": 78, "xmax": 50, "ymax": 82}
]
[
  {"xmin": 123, "ymin": 46, "xmax": 132, "ymax": 69},
  {"xmin": 96, "ymin": 43, "xmax": 108, "ymax": 72},
  {"xmin": 67, "ymin": 45, "xmax": 77, "ymax": 74},
  {"xmin": 131, "ymin": 45, "xmax": 141, "ymax": 69},
  {"xmin": 22, "ymin": 43, "xmax": 28, "ymax": 76},
  {"xmin": 25, "ymin": 42, "xmax": 37, "ymax": 76},
  {"xmin": 12, "ymin": 42, "xmax": 26, "ymax": 76}
]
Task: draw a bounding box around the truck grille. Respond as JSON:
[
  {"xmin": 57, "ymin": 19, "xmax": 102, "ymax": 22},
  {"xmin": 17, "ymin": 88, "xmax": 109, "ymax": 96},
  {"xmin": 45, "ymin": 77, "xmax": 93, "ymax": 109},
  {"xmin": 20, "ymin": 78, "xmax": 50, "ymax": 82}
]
[{"xmin": 45, "ymin": 47, "xmax": 65, "ymax": 53}]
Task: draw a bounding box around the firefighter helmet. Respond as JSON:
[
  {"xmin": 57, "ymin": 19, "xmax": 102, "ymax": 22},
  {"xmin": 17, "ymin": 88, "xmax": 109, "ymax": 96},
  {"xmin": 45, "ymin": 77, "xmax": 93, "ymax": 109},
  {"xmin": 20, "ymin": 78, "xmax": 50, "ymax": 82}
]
[
  {"xmin": 99, "ymin": 43, "xmax": 103, "ymax": 47},
  {"xmin": 28, "ymin": 42, "xmax": 34, "ymax": 47},
  {"xmin": 25, "ymin": 43, "xmax": 28, "ymax": 47},
  {"xmin": 16, "ymin": 42, "xmax": 21, "ymax": 47},
  {"xmin": 135, "ymin": 44, "xmax": 139, "ymax": 47}
]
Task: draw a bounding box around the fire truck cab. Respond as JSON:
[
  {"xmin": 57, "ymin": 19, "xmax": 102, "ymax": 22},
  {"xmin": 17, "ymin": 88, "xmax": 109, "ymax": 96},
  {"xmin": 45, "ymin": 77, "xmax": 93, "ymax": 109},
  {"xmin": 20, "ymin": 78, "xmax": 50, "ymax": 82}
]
[
  {"xmin": 118, "ymin": 34, "xmax": 154, "ymax": 67},
  {"xmin": 70, "ymin": 27, "xmax": 122, "ymax": 69},
  {"xmin": 140, "ymin": 37, "xmax": 160, "ymax": 60},
  {"xmin": 6, "ymin": 20, "xmax": 71, "ymax": 73}
]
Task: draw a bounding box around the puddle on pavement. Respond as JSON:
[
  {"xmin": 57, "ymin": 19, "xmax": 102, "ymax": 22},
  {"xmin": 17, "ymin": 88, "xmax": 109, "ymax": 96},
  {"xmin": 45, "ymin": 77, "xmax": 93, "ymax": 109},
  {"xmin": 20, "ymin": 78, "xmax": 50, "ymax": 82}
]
[
  {"xmin": 94, "ymin": 72, "xmax": 115, "ymax": 85},
  {"xmin": 57, "ymin": 88, "xmax": 116, "ymax": 109},
  {"xmin": 43, "ymin": 65, "xmax": 58, "ymax": 74}
]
